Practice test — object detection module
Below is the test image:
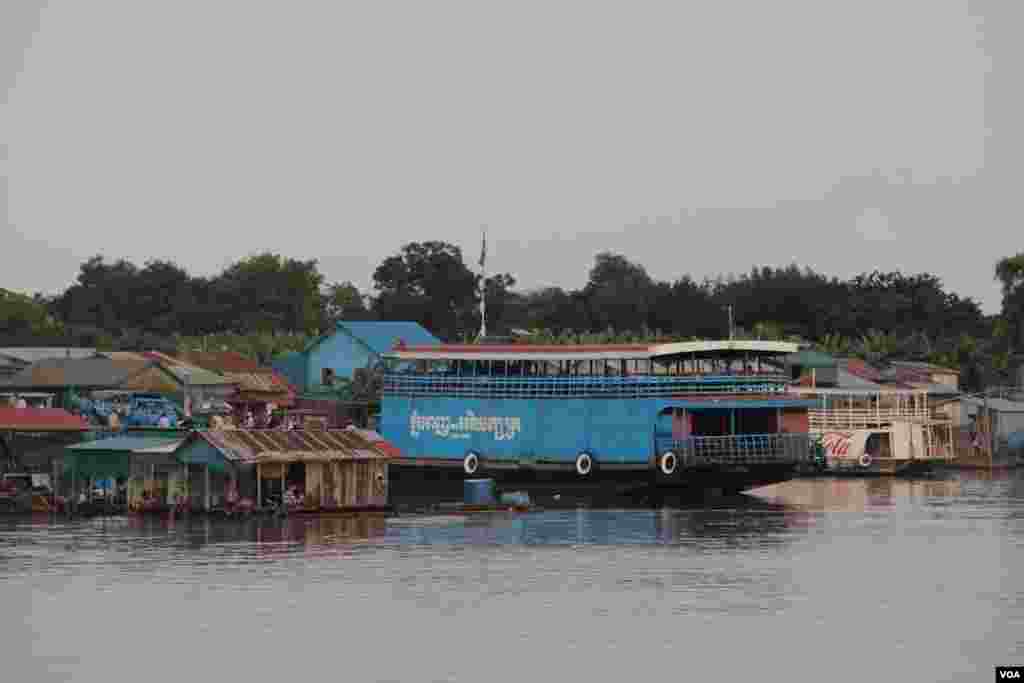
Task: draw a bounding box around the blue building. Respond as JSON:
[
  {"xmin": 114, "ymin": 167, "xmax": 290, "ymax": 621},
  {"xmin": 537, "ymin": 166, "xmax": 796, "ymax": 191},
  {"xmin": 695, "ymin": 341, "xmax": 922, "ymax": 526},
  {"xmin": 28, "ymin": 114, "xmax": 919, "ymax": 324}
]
[{"xmin": 273, "ymin": 321, "xmax": 440, "ymax": 394}]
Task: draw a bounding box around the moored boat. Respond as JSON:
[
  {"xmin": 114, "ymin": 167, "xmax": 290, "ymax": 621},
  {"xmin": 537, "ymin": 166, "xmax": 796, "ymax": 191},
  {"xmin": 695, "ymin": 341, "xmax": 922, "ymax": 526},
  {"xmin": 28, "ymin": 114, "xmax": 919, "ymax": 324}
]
[
  {"xmin": 380, "ymin": 340, "xmax": 819, "ymax": 495},
  {"xmin": 789, "ymin": 387, "xmax": 955, "ymax": 476}
]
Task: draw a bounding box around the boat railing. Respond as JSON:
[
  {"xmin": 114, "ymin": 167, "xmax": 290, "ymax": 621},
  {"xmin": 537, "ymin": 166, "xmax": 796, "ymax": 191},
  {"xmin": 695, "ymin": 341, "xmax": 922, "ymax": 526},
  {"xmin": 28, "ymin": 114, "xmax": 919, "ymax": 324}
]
[
  {"xmin": 383, "ymin": 373, "xmax": 791, "ymax": 399},
  {"xmin": 808, "ymin": 407, "xmax": 950, "ymax": 431},
  {"xmin": 654, "ymin": 432, "xmax": 816, "ymax": 465}
]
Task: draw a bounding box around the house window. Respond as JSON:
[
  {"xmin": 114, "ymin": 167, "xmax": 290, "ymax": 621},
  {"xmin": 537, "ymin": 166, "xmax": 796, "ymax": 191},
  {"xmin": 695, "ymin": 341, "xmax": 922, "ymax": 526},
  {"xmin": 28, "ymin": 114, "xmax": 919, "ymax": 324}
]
[{"xmin": 322, "ymin": 368, "xmax": 335, "ymax": 386}]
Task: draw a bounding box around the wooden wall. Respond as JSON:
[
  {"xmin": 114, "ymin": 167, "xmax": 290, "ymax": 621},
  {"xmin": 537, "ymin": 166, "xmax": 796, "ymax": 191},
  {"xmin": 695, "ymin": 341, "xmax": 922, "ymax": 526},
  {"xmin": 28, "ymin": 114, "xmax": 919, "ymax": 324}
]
[{"xmin": 304, "ymin": 460, "xmax": 388, "ymax": 509}]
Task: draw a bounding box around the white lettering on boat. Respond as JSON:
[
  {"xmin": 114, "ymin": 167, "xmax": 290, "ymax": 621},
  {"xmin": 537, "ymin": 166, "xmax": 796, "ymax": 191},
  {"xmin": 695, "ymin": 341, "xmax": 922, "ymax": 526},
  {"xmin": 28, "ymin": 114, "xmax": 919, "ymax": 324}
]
[{"xmin": 409, "ymin": 410, "xmax": 523, "ymax": 441}]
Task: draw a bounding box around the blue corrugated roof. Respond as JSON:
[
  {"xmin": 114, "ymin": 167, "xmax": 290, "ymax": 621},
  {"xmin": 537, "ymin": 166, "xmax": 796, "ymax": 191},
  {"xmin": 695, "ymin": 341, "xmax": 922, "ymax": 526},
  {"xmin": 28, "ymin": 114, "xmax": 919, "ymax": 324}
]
[
  {"xmin": 66, "ymin": 435, "xmax": 184, "ymax": 452},
  {"xmin": 335, "ymin": 321, "xmax": 440, "ymax": 355}
]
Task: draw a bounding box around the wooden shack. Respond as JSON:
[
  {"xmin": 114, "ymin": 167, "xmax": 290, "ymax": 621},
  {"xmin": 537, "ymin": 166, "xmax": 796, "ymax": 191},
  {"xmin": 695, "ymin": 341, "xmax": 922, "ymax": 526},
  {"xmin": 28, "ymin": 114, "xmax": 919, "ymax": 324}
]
[{"xmin": 200, "ymin": 428, "xmax": 396, "ymax": 511}]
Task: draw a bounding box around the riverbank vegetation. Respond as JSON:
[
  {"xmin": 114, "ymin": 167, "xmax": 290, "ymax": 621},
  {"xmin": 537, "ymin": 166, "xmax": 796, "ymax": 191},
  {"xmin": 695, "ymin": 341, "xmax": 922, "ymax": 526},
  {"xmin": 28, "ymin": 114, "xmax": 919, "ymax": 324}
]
[{"xmin": 3, "ymin": 243, "xmax": 1024, "ymax": 390}]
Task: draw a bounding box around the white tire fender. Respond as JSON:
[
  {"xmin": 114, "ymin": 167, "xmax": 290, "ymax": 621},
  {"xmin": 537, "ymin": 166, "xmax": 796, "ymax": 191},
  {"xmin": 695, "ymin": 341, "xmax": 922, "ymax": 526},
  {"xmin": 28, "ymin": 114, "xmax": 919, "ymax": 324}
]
[{"xmin": 576, "ymin": 452, "xmax": 593, "ymax": 476}]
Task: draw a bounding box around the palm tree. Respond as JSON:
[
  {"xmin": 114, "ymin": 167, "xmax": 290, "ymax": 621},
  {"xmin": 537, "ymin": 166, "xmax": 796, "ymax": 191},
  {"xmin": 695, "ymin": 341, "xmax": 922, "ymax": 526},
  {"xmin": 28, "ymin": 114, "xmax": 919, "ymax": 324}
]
[
  {"xmin": 818, "ymin": 333, "xmax": 851, "ymax": 356},
  {"xmin": 856, "ymin": 329, "xmax": 898, "ymax": 364}
]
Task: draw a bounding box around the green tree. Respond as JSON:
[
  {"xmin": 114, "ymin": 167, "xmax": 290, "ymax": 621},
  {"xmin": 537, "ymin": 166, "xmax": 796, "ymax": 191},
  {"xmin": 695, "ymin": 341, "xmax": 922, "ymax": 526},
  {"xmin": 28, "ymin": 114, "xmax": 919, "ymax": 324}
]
[
  {"xmin": 996, "ymin": 253, "xmax": 1024, "ymax": 349},
  {"xmin": 372, "ymin": 241, "xmax": 479, "ymax": 340},
  {"xmin": 322, "ymin": 281, "xmax": 372, "ymax": 326},
  {"xmin": 0, "ymin": 289, "xmax": 64, "ymax": 337},
  {"xmin": 583, "ymin": 252, "xmax": 656, "ymax": 332},
  {"xmin": 213, "ymin": 253, "xmax": 325, "ymax": 334}
]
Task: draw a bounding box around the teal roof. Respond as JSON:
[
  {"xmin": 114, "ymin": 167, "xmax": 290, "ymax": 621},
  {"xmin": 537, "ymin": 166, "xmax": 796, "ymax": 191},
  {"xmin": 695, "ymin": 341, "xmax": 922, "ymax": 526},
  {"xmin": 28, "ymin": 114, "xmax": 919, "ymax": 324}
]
[
  {"xmin": 66, "ymin": 435, "xmax": 184, "ymax": 452},
  {"xmin": 305, "ymin": 321, "xmax": 441, "ymax": 355}
]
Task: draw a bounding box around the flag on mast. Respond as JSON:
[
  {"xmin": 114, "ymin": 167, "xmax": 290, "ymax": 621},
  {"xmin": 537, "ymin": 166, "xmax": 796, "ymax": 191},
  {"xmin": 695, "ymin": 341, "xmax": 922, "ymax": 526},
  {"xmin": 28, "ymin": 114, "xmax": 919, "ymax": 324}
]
[{"xmin": 478, "ymin": 227, "xmax": 487, "ymax": 340}]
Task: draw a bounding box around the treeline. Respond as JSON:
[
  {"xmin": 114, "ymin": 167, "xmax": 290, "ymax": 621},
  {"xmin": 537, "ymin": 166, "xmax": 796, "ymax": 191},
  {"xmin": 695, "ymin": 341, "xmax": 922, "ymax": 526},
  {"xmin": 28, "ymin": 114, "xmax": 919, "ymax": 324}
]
[{"xmin": 3, "ymin": 242, "xmax": 1023, "ymax": 389}]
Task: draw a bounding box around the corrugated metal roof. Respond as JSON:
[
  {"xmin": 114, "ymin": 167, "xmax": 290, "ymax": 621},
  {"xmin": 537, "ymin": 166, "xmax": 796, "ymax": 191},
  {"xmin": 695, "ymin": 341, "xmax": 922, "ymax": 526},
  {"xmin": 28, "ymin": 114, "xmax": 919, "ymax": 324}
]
[
  {"xmin": 221, "ymin": 372, "xmax": 292, "ymax": 393},
  {"xmin": 333, "ymin": 321, "xmax": 441, "ymax": 355},
  {"xmin": 836, "ymin": 368, "xmax": 883, "ymax": 389},
  {"xmin": 66, "ymin": 435, "xmax": 185, "ymax": 452},
  {"xmin": 201, "ymin": 428, "xmax": 396, "ymax": 463},
  {"xmin": 172, "ymin": 351, "xmax": 263, "ymax": 373},
  {"xmin": 142, "ymin": 352, "xmax": 236, "ymax": 386},
  {"xmin": 962, "ymin": 397, "xmax": 1024, "ymax": 412},
  {"xmin": 344, "ymin": 427, "xmax": 404, "ymax": 459},
  {"xmin": 841, "ymin": 358, "xmax": 884, "ymax": 382},
  {"xmin": 6, "ymin": 358, "xmax": 147, "ymax": 388},
  {"xmin": 0, "ymin": 348, "xmax": 98, "ymax": 364},
  {"xmin": 889, "ymin": 360, "xmax": 960, "ymax": 375},
  {"xmin": 103, "ymin": 352, "xmax": 150, "ymax": 362},
  {"xmin": 908, "ymin": 383, "xmax": 960, "ymax": 396},
  {"xmin": 0, "ymin": 408, "xmax": 90, "ymax": 431},
  {"xmin": 163, "ymin": 364, "xmax": 236, "ymax": 386},
  {"xmin": 390, "ymin": 343, "xmax": 653, "ymax": 362},
  {"xmin": 388, "ymin": 340, "xmax": 799, "ymax": 362},
  {"xmin": 784, "ymin": 350, "xmax": 837, "ymax": 368}
]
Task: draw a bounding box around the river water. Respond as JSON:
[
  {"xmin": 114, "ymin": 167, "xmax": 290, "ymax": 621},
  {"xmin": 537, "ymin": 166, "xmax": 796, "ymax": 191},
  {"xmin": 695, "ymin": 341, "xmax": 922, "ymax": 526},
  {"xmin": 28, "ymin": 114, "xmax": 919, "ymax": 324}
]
[{"xmin": 2, "ymin": 472, "xmax": 1023, "ymax": 682}]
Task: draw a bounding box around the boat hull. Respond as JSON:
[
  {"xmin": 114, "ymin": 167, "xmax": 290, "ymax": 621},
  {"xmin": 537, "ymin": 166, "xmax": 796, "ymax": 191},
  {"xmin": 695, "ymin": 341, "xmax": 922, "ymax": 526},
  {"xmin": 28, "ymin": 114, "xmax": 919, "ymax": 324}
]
[
  {"xmin": 388, "ymin": 460, "xmax": 799, "ymax": 505},
  {"xmin": 798, "ymin": 458, "xmax": 936, "ymax": 477}
]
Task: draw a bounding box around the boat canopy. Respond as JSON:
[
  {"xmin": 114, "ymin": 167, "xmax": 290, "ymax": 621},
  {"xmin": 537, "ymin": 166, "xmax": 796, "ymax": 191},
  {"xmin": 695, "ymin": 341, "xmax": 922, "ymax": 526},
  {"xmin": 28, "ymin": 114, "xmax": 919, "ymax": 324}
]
[
  {"xmin": 384, "ymin": 340, "xmax": 799, "ymax": 363},
  {"xmin": 654, "ymin": 397, "xmax": 820, "ymax": 412}
]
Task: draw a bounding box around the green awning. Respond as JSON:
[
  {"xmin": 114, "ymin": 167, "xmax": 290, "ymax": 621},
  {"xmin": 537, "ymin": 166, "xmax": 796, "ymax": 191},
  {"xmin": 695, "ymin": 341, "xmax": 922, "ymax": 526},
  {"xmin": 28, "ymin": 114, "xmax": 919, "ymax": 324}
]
[
  {"xmin": 175, "ymin": 439, "xmax": 232, "ymax": 474},
  {"xmin": 63, "ymin": 451, "xmax": 130, "ymax": 480}
]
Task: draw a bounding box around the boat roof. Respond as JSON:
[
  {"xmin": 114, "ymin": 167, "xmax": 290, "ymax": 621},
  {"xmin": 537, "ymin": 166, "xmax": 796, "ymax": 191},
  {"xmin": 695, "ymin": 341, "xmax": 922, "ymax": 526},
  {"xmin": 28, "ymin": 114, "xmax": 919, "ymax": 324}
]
[{"xmin": 384, "ymin": 340, "xmax": 799, "ymax": 362}]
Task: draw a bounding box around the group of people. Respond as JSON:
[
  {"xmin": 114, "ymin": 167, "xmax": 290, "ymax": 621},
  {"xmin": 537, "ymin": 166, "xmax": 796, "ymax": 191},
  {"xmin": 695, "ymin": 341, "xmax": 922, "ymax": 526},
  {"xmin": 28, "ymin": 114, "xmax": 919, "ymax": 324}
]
[{"xmin": 236, "ymin": 407, "xmax": 303, "ymax": 431}]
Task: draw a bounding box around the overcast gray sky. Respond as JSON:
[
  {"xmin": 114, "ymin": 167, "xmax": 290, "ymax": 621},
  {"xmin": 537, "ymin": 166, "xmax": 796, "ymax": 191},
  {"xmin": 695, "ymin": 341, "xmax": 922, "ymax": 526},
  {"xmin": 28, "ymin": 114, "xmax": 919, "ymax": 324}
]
[{"xmin": 2, "ymin": 1, "xmax": 1019, "ymax": 313}]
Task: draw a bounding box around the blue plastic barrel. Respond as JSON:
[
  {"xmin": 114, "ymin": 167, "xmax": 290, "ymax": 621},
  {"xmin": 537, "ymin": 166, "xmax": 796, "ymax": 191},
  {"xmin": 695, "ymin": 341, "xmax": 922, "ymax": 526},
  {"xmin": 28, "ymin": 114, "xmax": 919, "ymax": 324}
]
[
  {"xmin": 464, "ymin": 478, "xmax": 497, "ymax": 506},
  {"xmin": 500, "ymin": 491, "xmax": 530, "ymax": 507}
]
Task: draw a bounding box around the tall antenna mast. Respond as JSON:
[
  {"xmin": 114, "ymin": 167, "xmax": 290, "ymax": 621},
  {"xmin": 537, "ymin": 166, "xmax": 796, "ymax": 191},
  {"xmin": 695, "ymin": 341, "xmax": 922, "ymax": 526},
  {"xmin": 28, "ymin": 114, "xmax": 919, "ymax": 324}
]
[{"xmin": 477, "ymin": 226, "xmax": 487, "ymax": 341}]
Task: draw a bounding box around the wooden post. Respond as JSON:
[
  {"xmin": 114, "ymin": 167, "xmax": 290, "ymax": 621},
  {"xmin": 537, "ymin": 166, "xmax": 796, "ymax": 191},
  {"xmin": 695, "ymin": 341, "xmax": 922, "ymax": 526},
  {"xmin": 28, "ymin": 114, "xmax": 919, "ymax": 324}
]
[
  {"xmin": 204, "ymin": 464, "xmax": 211, "ymax": 512},
  {"xmin": 51, "ymin": 456, "xmax": 58, "ymax": 510},
  {"xmin": 989, "ymin": 408, "xmax": 995, "ymax": 466}
]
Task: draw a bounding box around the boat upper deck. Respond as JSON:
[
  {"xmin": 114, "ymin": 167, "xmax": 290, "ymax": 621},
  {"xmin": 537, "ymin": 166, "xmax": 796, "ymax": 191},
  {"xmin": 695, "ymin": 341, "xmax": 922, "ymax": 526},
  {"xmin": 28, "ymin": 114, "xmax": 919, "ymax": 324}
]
[
  {"xmin": 382, "ymin": 340, "xmax": 798, "ymax": 399},
  {"xmin": 385, "ymin": 340, "xmax": 799, "ymax": 363}
]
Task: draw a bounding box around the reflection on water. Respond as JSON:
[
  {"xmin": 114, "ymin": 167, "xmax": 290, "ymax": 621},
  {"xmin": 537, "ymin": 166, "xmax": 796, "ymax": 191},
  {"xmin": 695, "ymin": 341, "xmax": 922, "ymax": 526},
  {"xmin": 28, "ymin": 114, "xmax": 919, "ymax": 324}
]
[
  {"xmin": 3, "ymin": 472, "xmax": 1024, "ymax": 683},
  {"xmin": 752, "ymin": 477, "xmax": 966, "ymax": 510}
]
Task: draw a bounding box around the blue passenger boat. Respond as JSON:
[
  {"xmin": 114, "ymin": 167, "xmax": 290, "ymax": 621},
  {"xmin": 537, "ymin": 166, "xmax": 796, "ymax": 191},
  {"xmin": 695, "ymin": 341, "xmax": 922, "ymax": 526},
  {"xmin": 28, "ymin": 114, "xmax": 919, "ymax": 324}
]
[{"xmin": 380, "ymin": 340, "xmax": 819, "ymax": 496}]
